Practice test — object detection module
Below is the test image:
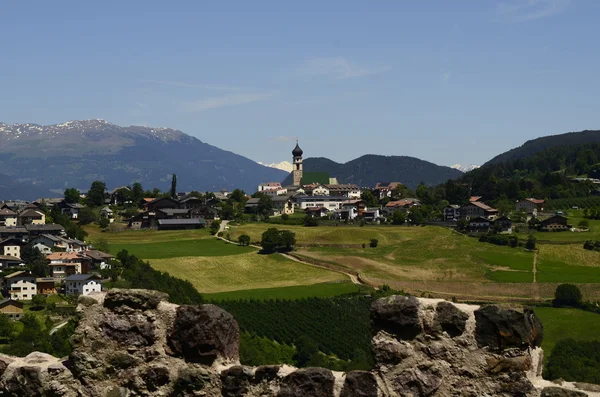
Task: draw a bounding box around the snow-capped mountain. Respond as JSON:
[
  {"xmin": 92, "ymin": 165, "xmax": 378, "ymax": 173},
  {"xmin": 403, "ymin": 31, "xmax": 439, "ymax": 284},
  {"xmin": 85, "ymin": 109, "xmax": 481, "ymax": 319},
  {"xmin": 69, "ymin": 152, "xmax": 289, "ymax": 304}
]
[
  {"xmin": 450, "ymin": 164, "xmax": 480, "ymax": 173},
  {"xmin": 257, "ymin": 161, "xmax": 293, "ymax": 173}
]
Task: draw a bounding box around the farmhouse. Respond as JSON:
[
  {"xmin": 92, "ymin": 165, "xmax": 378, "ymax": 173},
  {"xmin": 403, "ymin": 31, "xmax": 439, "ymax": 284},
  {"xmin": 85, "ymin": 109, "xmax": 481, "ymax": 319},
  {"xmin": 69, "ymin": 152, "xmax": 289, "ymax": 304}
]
[
  {"xmin": 0, "ymin": 299, "xmax": 24, "ymax": 320},
  {"xmin": 341, "ymin": 199, "xmax": 367, "ymax": 217},
  {"xmin": 143, "ymin": 197, "xmax": 180, "ymax": 211},
  {"xmin": 17, "ymin": 208, "xmax": 45, "ymax": 225},
  {"xmin": 47, "ymin": 252, "xmax": 90, "ymax": 278},
  {"xmin": 494, "ymin": 216, "xmax": 513, "ymax": 233},
  {"xmin": 271, "ymin": 195, "xmax": 295, "ymax": 215},
  {"xmin": 64, "ymin": 274, "xmax": 102, "ymax": 296},
  {"xmin": 373, "ymin": 182, "xmax": 403, "ymax": 199},
  {"xmin": 157, "ymin": 218, "xmax": 206, "ymax": 230},
  {"xmin": 294, "ymin": 196, "xmax": 347, "ymax": 210},
  {"xmin": 363, "ymin": 209, "xmax": 381, "ymax": 222},
  {"xmin": 100, "ymin": 207, "xmax": 114, "ymax": 223},
  {"xmin": 26, "ymin": 223, "xmax": 65, "ymax": 237},
  {"xmin": 58, "ymin": 201, "xmax": 85, "ymax": 219},
  {"xmin": 326, "ymin": 184, "xmax": 362, "ymax": 199},
  {"xmin": 468, "ymin": 216, "xmax": 493, "ymax": 231},
  {"xmin": 0, "ymin": 208, "xmax": 17, "ymax": 227},
  {"xmin": 384, "ymin": 199, "xmax": 420, "ymax": 216},
  {"xmin": 0, "ymin": 227, "xmax": 27, "ymax": 241},
  {"xmin": 4, "ymin": 271, "xmax": 37, "ymax": 300},
  {"xmin": 258, "ymin": 182, "xmax": 282, "ymax": 192},
  {"xmin": 516, "ymin": 198, "xmax": 545, "ymax": 216},
  {"xmin": 305, "ymin": 207, "xmax": 329, "ymax": 218},
  {"xmin": 0, "ymin": 255, "xmax": 22, "ymax": 268},
  {"xmin": 540, "ymin": 215, "xmax": 571, "ymax": 231},
  {"xmin": 444, "ymin": 205, "xmax": 461, "ymax": 221},
  {"xmin": 460, "ymin": 201, "xmax": 499, "ymax": 220},
  {"xmin": 37, "ymin": 278, "xmax": 58, "ymax": 295},
  {"xmin": 83, "ymin": 250, "xmax": 114, "ymax": 270},
  {"xmin": 0, "ymin": 238, "xmax": 27, "ymax": 259}
]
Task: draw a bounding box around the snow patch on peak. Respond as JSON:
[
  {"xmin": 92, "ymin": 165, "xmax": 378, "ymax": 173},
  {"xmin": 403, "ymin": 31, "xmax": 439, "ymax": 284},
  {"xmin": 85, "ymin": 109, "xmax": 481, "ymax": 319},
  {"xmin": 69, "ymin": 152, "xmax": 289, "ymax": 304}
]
[
  {"xmin": 450, "ymin": 164, "xmax": 480, "ymax": 173},
  {"xmin": 258, "ymin": 161, "xmax": 293, "ymax": 173}
]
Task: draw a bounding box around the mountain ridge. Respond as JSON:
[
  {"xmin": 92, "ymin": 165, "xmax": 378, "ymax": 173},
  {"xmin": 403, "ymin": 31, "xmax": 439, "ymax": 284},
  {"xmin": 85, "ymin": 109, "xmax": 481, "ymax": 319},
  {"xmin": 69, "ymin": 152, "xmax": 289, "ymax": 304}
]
[
  {"xmin": 0, "ymin": 120, "xmax": 287, "ymax": 197},
  {"xmin": 281, "ymin": 154, "xmax": 462, "ymax": 188}
]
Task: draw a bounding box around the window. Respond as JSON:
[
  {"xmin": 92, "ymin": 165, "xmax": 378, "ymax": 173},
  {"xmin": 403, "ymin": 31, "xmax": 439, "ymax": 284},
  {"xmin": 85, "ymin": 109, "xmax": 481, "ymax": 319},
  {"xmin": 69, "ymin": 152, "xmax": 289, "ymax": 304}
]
[{"xmin": 23, "ymin": 295, "xmax": 27, "ymax": 298}]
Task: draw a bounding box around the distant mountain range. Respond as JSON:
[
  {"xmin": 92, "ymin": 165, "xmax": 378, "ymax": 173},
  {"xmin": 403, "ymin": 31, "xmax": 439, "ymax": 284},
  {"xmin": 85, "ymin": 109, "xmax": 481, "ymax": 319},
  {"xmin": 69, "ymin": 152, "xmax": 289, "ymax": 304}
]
[
  {"xmin": 485, "ymin": 130, "xmax": 600, "ymax": 165},
  {"xmin": 257, "ymin": 161, "xmax": 293, "ymax": 173},
  {"xmin": 280, "ymin": 155, "xmax": 462, "ymax": 189},
  {"xmin": 450, "ymin": 164, "xmax": 480, "ymax": 173},
  {"xmin": 0, "ymin": 120, "xmax": 287, "ymax": 200}
]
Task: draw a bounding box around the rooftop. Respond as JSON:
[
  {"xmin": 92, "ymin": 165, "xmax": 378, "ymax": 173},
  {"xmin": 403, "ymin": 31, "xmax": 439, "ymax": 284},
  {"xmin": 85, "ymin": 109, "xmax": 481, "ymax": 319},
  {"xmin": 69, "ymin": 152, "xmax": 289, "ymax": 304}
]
[
  {"xmin": 157, "ymin": 218, "xmax": 206, "ymax": 225},
  {"xmin": 65, "ymin": 274, "xmax": 101, "ymax": 282}
]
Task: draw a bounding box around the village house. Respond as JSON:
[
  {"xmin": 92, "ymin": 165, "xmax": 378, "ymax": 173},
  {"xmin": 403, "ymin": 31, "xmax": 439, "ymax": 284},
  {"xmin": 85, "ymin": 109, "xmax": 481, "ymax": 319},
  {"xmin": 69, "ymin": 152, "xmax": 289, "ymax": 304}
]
[
  {"xmin": 83, "ymin": 250, "xmax": 114, "ymax": 270},
  {"xmin": 100, "ymin": 207, "xmax": 114, "ymax": 223},
  {"xmin": 0, "ymin": 255, "xmax": 22, "ymax": 268},
  {"xmin": 363, "ymin": 209, "xmax": 381, "ymax": 222},
  {"xmin": 109, "ymin": 186, "xmax": 132, "ymax": 205},
  {"xmin": 0, "ymin": 201, "xmax": 30, "ymax": 213},
  {"xmin": 64, "ymin": 274, "xmax": 102, "ymax": 296},
  {"xmin": 515, "ymin": 198, "xmax": 545, "ymax": 216},
  {"xmin": 0, "ymin": 227, "xmax": 28, "ymax": 241},
  {"xmin": 444, "ymin": 205, "xmax": 461, "ymax": 222},
  {"xmin": 373, "ymin": 182, "xmax": 403, "ymax": 199},
  {"xmin": 326, "ymin": 184, "xmax": 362, "ymax": 199},
  {"xmin": 36, "ymin": 278, "xmax": 57, "ymax": 295},
  {"xmin": 0, "ymin": 238, "xmax": 27, "ymax": 259},
  {"xmin": 302, "ymin": 184, "xmax": 330, "ymax": 196},
  {"xmin": 257, "ymin": 182, "xmax": 282, "ymax": 192},
  {"xmin": 459, "ymin": 201, "xmax": 499, "ymax": 220},
  {"xmin": 4, "ymin": 271, "xmax": 37, "ymax": 300},
  {"xmin": 157, "ymin": 218, "xmax": 206, "ymax": 230},
  {"xmin": 384, "ymin": 199, "xmax": 421, "ymax": 216},
  {"xmin": 333, "ymin": 207, "xmax": 359, "ymax": 221},
  {"xmin": 58, "ymin": 201, "xmax": 85, "ymax": 219},
  {"xmin": 271, "ymin": 195, "xmax": 295, "ymax": 215},
  {"xmin": 494, "ymin": 216, "xmax": 513, "ymax": 233},
  {"xmin": 33, "ymin": 198, "xmax": 63, "ymax": 208},
  {"xmin": 341, "ymin": 199, "xmax": 367, "ymax": 217},
  {"xmin": 262, "ymin": 187, "xmax": 288, "ymax": 197},
  {"xmin": 143, "ymin": 197, "xmax": 180, "ymax": 211},
  {"xmin": 468, "ymin": 216, "xmax": 493, "ymax": 231},
  {"xmin": 47, "ymin": 252, "xmax": 91, "ymax": 278},
  {"xmin": 26, "ymin": 223, "xmax": 65, "ymax": 238},
  {"xmin": 305, "ymin": 207, "xmax": 329, "ymax": 218},
  {"xmin": 0, "ymin": 298, "xmax": 24, "ymax": 320},
  {"xmin": 539, "ymin": 215, "xmax": 571, "ymax": 231},
  {"xmin": 17, "ymin": 208, "xmax": 45, "ymax": 225},
  {"xmin": 0, "ymin": 207, "xmax": 18, "ymax": 226},
  {"xmin": 294, "ymin": 195, "xmax": 348, "ymax": 211}
]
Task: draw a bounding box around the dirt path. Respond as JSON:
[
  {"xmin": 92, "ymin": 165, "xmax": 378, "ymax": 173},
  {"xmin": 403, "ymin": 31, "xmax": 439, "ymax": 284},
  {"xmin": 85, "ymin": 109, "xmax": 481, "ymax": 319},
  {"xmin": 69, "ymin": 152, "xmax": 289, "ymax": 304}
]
[{"xmin": 215, "ymin": 225, "xmax": 365, "ymax": 286}]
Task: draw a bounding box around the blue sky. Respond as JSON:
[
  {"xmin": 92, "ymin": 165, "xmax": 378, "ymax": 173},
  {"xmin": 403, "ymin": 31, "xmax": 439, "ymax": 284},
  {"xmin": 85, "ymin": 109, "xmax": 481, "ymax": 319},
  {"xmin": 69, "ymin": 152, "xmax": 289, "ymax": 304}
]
[{"xmin": 1, "ymin": 0, "xmax": 599, "ymax": 166}]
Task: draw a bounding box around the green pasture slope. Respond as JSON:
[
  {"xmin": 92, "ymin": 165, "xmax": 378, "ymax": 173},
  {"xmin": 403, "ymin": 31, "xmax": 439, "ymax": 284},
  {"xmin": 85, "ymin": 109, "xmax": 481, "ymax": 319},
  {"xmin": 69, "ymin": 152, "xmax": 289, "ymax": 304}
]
[
  {"xmin": 205, "ymin": 282, "xmax": 369, "ymax": 301},
  {"xmin": 534, "ymin": 307, "xmax": 600, "ymax": 356},
  {"xmin": 109, "ymin": 238, "xmax": 254, "ymax": 259}
]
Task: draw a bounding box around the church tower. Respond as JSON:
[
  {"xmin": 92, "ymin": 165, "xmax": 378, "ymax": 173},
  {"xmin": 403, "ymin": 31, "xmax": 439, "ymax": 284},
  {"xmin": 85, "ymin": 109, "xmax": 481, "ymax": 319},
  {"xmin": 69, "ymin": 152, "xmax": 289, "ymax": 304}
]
[{"xmin": 292, "ymin": 141, "xmax": 303, "ymax": 186}]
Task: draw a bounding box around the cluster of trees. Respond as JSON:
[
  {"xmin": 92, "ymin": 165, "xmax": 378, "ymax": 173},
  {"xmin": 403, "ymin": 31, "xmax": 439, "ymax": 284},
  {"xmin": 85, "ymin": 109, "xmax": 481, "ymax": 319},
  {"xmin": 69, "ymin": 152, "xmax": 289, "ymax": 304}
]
[
  {"xmin": 260, "ymin": 228, "xmax": 296, "ymax": 253},
  {"xmin": 216, "ymin": 296, "xmax": 374, "ymax": 370},
  {"xmin": 547, "ymin": 197, "xmax": 600, "ymax": 211},
  {"xmin": 553, "ymin": 284, "xmax": 582, "ymax": 307},
  {"xmin": 545, "ymin": 339, "xmax": 600, "ymax": 384},
  {"xmin": 0, "ymin": 314, "xmax": 76, "ymax": 358},
  {"xmin": 584, "ymin": 207, "xmax": 600, "ymax": 220},
  {"xmin": 108, "ymin": 250, "xmax": 203, "ymax": 305},
  {"xmin": 478, "ymin": 233, "xmax": 519, "ymax": 248},
  {"xmin": 583, "ymin": 240, "xmax": 600, "ymax": 252}
]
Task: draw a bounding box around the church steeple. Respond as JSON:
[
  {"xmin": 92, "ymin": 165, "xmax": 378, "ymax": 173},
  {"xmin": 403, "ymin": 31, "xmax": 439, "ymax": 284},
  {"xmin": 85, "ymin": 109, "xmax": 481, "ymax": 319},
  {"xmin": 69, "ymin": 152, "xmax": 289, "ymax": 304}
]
[{"xmin": 292, "ymin": 140, "xmax": 303, "ymax": 186}]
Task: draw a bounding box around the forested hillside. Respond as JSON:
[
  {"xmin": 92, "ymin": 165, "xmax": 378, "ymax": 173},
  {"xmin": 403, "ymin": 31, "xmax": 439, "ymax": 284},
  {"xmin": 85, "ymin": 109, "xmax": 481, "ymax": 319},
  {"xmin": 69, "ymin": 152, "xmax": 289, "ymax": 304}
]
[
  {"xmin": 485, "ymin": 130, "xmax": 600, "ymax": 165},
  {"xmin": 442, "ymin": 143, "xmax": 600, "ymax": 204}
]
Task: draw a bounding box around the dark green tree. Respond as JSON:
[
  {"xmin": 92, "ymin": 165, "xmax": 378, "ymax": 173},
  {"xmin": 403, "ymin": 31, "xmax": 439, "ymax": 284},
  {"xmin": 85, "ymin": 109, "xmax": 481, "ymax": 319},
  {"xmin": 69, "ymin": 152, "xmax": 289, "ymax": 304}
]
[
  {"xmin": 171, "ymin": 174, "xmax": 177, "ymax": 198},
  {"xmin": 131, "ymin": 182, "xmax": 145, "ymax": 204},
  {"xmin": 525, "ymin": 235, "xmax": 537, "ymax": 250},
  {"xmin": 261, "ymin": 228, "xmax": 282, "ymax": 253},
  {"xmin": 87, "ymin": 181, "xmax": 107, "ymax": 207},
  {"xmin": 0, "ymin": 314, "xmax": 14, "ymax": 340},
  {"xmin": 280, "ymin": 230, "xmax": 296, "ymax": 250},
  {"xmin": 22, "ymin": 244, "xmax": 49, "ymax": 277},
  {"xmin": 294, "ymin": 335, "xmax": 320, "ymax": 367},
  {"xmin": 391, "ymin": 211, "xmax": 406, "ymax": 225},
  {"xmin": 98, "ymin": 216, "xmax": 110, "ymax": 229},
  {"xmin": 238, "ymin": 235, "xmax": 251, "ymax": 246},
  {"xmin": 63, "ymin": 188, "xmax": 80, "ymax": 204},
  {"xmin": 77, "ymin": 207, "xmax": 97, "ymax": 225},
  {"xmin": 553, "ymin": 284, "xmax": 582, "ymax": 307},
  {"xmin": 360, "ymin": 190, "xmax": 379, "ymax": 208},
  {"xmin": 31, "ymin": 294, "xmax": 47, "ymax": 309}
]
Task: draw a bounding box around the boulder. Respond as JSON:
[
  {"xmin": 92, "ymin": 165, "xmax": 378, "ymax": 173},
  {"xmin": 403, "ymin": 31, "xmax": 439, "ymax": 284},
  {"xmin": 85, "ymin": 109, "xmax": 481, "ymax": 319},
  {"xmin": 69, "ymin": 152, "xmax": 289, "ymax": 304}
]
[
  {"xmin": 142, "ymin": 365, "xmax": 171, "ymax": 392},
  {"xmin": 474, "ymin": 304, "xmax": 543, "ymax": 351},
  {"xmin": 167, "ymin": 304, "xmax": 240, "ymax": 365},
  {"xmin": 221, "ymin": 365, "xmax": 254, "ymax": 397},
  {"xmin": 371, "ymin": 296, "xmax": 422, "ymax": 340},
  {"xmin": 278, "ymin": 368, "xmax": 335, "ymax": 397},
  {"xmin": 392, "ymin": 367, "xmax": 442, "ymax": 396},
  {"xmin": 434, "ymin": 301, "xmax": 469, "ymax": 337},
  {"xmin": 372, "ymin": 336, "xmax": 413, "ymax": 365},
  {"xmin": 486, "ymin": 356, "xmax": 532, "ymax": 374},
  {"xmin": 541, "ymin": 387, "xmax": 588, "ymax": 397},
  {"xmin": 100, "ymin": 312, "xmax": 156, "ymax": 347},
  {"xmin": 340, "ymin": 371, "xmax": 379, "ymax": 397},
  {"xmin": 254, "ymin": 365, "xmax": 281, "ymax": 383},
  {"xmin": 103, "ymin": 289, "xmax": 168, "ymax": 313}
]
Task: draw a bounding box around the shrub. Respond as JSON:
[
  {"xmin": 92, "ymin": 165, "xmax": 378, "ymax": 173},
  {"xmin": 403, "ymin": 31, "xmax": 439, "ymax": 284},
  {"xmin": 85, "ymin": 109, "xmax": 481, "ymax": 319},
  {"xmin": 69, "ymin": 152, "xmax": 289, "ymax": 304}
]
[
  {"xmin": 260, "ymin": 228, "xmax": 297, "ymax": 253},
  {"xmin": 525, "ymin": 235, "xmax": 537, "ymax": 250},
  {"xmin": 238, "ymin": 234, "xmax": 251, "ymax": 246},
  {"xmin": 583, "ymin": 240, "xmax": 600, "ymax": 252},
  {"xmin": 303, "ymin": 216, "xmax": 319, "ymax": 227},
  {"xmin": 369, "ymin": 238, "xmax": 378, "ymax": 248},
  {"xmin": 578, "ymin": 219, "xmax": 590, "ymax": 228},
  {"xmin": 553, "ymin": 284, "xmax": 583, "ymax": 307},
  {"xmin": 281, "ymin": 214, "xmax": 289, "ymax": 221}
]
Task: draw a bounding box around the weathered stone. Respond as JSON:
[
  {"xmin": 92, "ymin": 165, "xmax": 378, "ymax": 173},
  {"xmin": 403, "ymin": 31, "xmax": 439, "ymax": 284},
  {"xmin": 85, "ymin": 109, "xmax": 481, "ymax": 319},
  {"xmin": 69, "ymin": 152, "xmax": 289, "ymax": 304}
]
[
  {"xmin": 278, "ymin": 368, "xmax": 335, "ymax": 397},
  {"xmin": 474, "ymin": 304, "xmax": 543, "ymax": 351},
  {"xmin": 108, "ymin": 351, "xmax": 139, "ymax": 369},
  {"xmin": 254, "ymin": 365, "xmax": 281, "ymax": 383},
  {"xmin": 172, "ymin": 366, "xmax": 215, "ymax": 395},
  {"xmin": 434, "ymin": 301, "xmax": 469, "ymax": 337},
  {"xmin": 371, "ymin": 296, "xmax": 422, "ymax": 340},
  {"xmin": 100, "ymin": 312, "xmax": 156, "ymax": 347},
  {"xmin": 0, "ymin": 354, "xmax": 14, "ymax": 377},
  {"xmin": 498, "ymin": 373, "xmax": 535, "ymax": 396},
  {"xmin": 221, "ymin": 365, "xmax": 254, "ymax": 397},
  {"xmin": 167, "ymin": 304, "xmax": 239, "ymax": 365},
  {"xmin": 142, "ymin": 365, "xmax": 170, "ymax": 392},
  {"xmin": 373, "ymin": 336, "xmax": 413, "ymax": 365},
  {"xmin": 486, "ymin": 355, "xmax": 531, "ymax": 374},
  {"xmin": 340, "ymin": 371, "xmax": 378, "ymax": 397},
  {"xmin": 78, "ymin": 294, "xmax": 100, "ymax": 307},
  {"xmin": 392, "ymin": 367, "xmax": 442, "ymax": 396},
  {"xmin": 103, "ymin": 289, "xmax": 168, "ymax": 312},
  {"xmin": 541, "ymin": 386, "xmax": 588, "ymax": 397}
]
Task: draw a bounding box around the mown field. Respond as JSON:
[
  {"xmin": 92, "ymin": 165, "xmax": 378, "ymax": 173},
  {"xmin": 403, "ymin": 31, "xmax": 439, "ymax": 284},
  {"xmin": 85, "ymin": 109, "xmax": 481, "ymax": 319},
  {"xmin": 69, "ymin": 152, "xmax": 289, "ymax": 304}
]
[
  {"xmin": 534, "ymin": 307, "xmax": 600, "ymax": 356},
  {"xmin": 85, "ymin": 226, "xmax": 348, "ymax": 294},
  {"xmin": 205, "ymin": 282, "xmax": 367, "ymax": 301}
]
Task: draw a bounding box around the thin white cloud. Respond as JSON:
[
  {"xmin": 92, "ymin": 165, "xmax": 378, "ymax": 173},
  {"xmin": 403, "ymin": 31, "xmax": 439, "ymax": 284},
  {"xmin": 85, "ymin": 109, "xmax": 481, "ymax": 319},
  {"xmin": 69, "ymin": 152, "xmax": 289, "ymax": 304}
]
[
  {"xmin": 270, "ymin": 136, "xmax": 295, "ymax": 142},
  {"xmin": 181, "ymin": 92, "xmax": 277, "ymax": 112},
  {"xmin": 442, "ymin": 71, "xmax": 452, "ymax": 84},
  {"xmin": 139, "ymin": 79, "xmax": 242, "ymax": 92},
  {"xmin": 296, "ymin": 57, "xmax": 391, "ymax": 80},
  {"xmin": 497, "ymin": 0, "xmax": 570, "ymax": 22}
]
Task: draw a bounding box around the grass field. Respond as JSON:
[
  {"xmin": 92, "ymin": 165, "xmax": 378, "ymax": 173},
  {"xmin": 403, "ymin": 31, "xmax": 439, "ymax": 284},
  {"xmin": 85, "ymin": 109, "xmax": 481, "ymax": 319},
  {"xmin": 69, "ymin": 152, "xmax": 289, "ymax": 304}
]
[
  {"xmin": 534, "ymin": 307, "xmax": 600, "ymax": 355},
  {"xmin": 205, "ymin": 282, "xmax": 368, "ymax": 301},
  {"xmin": 149, "ymin": 252, "xmax": 347, "ymax": 293},
  {"xmin": 110, "ymin": 239, "xmax": 254, "ymax": 259}
]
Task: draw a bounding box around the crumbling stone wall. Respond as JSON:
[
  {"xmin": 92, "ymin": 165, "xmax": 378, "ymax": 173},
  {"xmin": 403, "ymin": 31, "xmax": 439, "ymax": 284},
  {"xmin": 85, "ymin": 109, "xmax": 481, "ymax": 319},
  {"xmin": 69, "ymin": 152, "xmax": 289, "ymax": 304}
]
[{"xmin": 0, "ymin": 289, "xmax": 596, "ymax": 397}]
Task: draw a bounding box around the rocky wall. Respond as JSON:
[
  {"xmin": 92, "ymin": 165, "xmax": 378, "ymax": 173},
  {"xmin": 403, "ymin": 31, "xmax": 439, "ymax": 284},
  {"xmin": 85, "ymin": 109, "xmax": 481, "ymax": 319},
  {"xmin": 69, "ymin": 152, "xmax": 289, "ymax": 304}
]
[{"xmin": 0, "ymin": 289, "xmax": 596, "ymax": 397}]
